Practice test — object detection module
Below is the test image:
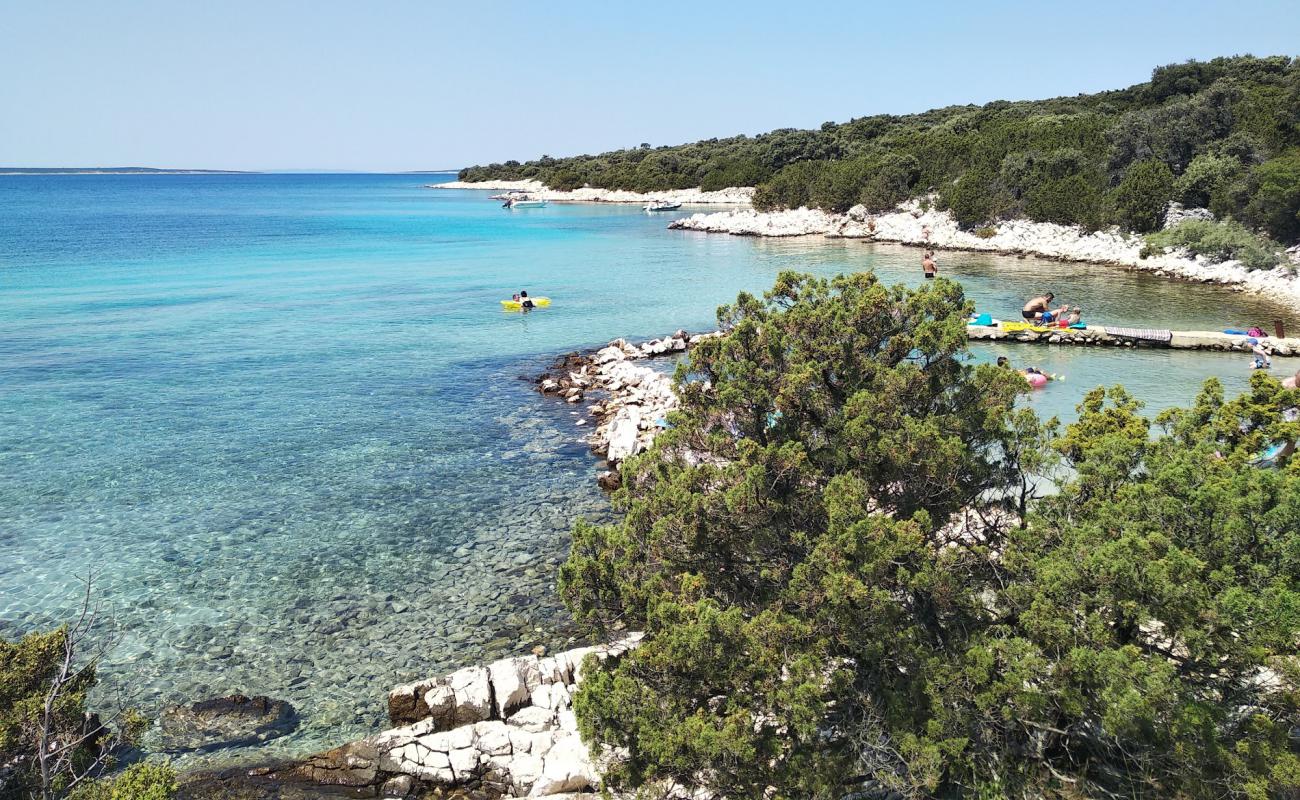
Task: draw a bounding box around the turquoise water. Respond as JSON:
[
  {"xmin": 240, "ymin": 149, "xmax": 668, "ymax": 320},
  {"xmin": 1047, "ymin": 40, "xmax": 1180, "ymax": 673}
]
[{"xmin": 2, "ymin": 174, "xmax": 1297, "ymax": 762}]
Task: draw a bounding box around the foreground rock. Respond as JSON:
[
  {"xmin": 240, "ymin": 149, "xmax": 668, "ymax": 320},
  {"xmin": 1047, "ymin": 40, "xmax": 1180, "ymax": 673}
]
[
  {"xmin": 190, "ymin": 637, "xmax": 644, "ymax": 798},
  {"xmin": 428, "ymin": 179, "xmax": 753, "ymax": 207},
  {"xmin": 160, "ymin": 695, "xmax": 298, "ymax": 753},
  {"xmin": 670, "ymin": 199, "xmax": 1300, "ymax": 307}
]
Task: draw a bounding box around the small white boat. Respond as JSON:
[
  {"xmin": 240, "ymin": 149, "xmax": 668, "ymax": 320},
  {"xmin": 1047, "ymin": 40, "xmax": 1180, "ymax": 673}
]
[
  {"xmin": 644, "ymin": 200, "xmax": 682, "ymax": 212},
  {"xmin": 505, "ymin": 198, "xmax": 548, "ymax": 208}
]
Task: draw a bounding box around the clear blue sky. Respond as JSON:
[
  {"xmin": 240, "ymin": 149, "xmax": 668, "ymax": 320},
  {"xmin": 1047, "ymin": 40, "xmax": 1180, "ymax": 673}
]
[{"xmin": 3, "ymin": 0, "xmax": 1297, "ymax": 171}]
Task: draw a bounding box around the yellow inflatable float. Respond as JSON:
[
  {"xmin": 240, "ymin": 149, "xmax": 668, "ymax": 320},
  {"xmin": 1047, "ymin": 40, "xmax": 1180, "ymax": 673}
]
[{"xmin": 500, "ymin": 297, "xmax": 551, "ymax": 311}]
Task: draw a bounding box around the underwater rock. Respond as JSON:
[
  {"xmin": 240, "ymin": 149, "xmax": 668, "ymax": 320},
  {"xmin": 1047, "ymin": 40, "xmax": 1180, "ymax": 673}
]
[{"xmin": 159, "ymin": 694, "xmax": 298, "ymax": 752}]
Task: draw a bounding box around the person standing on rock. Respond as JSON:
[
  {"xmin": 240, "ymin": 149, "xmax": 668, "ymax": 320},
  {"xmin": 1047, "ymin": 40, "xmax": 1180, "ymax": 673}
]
[{"xmin": 922, "ymin": 250, "xmax": 937, "ymax": 279}]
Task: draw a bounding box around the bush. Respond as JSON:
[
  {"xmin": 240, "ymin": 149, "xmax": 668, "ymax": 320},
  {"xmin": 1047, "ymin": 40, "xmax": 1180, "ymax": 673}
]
[
  {"xmin": 1144, "ymin": 218, "xmax": 1283, "ymax": 269},
  {"xmin": 974, "ymin": 225, "xmax": 998, "ymax": 238},
  {"xmin": 1240, "ymin": 149, "xmax": 1300, "ymax": 242},
  {"xmin": 1024, "ymin": 173, "xmax": 1108, "ymax": 228},
  {"xmin": 940, "ymin": 167, "xmax": 1011, "ymax": 227},
  {"xmin": 1174, "ymin": 153, "xmax": 1246, "ymax": 208},
  {"xmin": 1111, "ymin": 159, "xmax": 1174, "ymax": 232},
  {"xmin": 68, "ymin": 763, "xmax": 178, "ymax": 800},
  {"xmin": 546, "ymin": 170, "xmax": 584, "ymax": 192}
]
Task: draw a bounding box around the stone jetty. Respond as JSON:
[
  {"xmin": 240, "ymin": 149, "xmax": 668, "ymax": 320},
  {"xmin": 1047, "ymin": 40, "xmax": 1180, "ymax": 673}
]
[{"xmin": 966, "ymin": 324, "xmax": 1300, "ymax": 354}]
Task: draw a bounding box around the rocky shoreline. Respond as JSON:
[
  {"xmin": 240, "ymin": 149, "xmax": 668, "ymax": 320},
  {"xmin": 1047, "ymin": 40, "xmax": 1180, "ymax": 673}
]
[
  {"xmin": 669, "ymin": 200, "xmax": 1300, "ymax": 308},
  {"xmin": 427, "ymin": 179, "xmax": 753, "ymax": 206},
  {"xmin": 180, "ymin": 637, "xmax": 645, "ymax": 799},
  {"xmin": 532, "ymin": 331, "xmax": 725, "ymax": 489}
]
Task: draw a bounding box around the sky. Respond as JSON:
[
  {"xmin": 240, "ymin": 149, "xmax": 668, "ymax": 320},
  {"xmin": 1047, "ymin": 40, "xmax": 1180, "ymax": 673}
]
[{"xmin": 2, "ymin": 0, "xmax": 1298, "ymax": 172}]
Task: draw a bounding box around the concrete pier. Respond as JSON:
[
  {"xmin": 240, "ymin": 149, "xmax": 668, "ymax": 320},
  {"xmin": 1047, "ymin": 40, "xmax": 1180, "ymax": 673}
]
[{"xmin": 966, "ymin": 325, "xmax": 1299, "ymax": 355}]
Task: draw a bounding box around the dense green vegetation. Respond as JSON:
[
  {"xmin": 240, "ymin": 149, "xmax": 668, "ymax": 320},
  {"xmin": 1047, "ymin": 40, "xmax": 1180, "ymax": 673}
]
[
  {"xmin": 1144, "ymin": 218, "xmax": 1285, "ymax": 270},
  {"xmin": 1, "ymin": 627, "xmax": 175, "ymax": 800},
  {"xmin": 559, "ymin": 272, "xmax": 1300, "ymax": 799},
  {"xmin": 462, "ymin": 56, "xmax": 1300, "ymax": 247}
]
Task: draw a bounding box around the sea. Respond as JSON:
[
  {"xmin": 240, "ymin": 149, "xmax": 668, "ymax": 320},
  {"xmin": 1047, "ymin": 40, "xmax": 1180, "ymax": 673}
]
[{"xmin": 2, "ymin": 172, "xmax": 1296, "ymax": 762}]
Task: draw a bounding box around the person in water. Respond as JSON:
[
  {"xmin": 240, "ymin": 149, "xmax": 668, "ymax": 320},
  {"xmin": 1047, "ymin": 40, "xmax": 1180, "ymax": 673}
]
[
  {"xmin": 1283, "ymin": 369, "xmax": 1300, "ymax": 390},
  {"xmin": 1248, "ymin": 337, "xmax": 1272, "ymax": 369},
  {"xmin": 519, "ymin": 290, "xmax": 535, "ymax": 310},
  {"xmin": 997, "ymin": 356, "xmax": 1045, "ymax": 378},
  {"xmin": 922, "ymin": 250, "xmax": 937, "ymax": 279}
]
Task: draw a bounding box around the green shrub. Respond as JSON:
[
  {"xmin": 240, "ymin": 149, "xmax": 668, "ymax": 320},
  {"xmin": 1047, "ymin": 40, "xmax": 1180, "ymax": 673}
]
[
  {"xmin": 1144, "ymin": 218, "xmax": 1284, "ymax": 269},
  {"xmin": 1174, "ymin": 153, "xmax": 1246, "ymax": 208},
  {"xmin": 940, "ymin": 167, "xmax": 1012, "ymax": 227},
  {"xmin": 1240, "ymin": 149, "xmax": 1300, "ymax": 242},
  {"xmin": 546, "ymin": 170, "xmax": 584, "ymax": 192},
  {"xmin": 974, "ymin": 225, "xmax": 998, "ymax": 238},
  {"xmin": 68, "ymin": 763, "xmax": 178, "ymax": 800},
  {"xmin": 1110, "ymin": 159, "xmax": 1174, "ymax": 232},
  {"xmin": 1024, "ymin": 173, "xmax": 1108, "ymax": 228}
]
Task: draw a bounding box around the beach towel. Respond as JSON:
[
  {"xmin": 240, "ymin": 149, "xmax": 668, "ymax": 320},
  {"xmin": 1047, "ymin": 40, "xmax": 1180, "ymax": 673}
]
[
  {"xmin": 968, "ymin": 313, "xmax": 993, "ymax": 326},
  {"xmin": 1224, "ymin": 328, "xmax": 1248, "ymax": 335},
  {"xmin": 1069, "ymin": 323, "xmax": 1087, "ymax": 330},
  {"xmin": 1001, "ymin": 321, "xmax": 1055, "ymax": 334},
  {"xmin": 1104, "ymin": 326, "xmax": 1173, "ymax": 343}
]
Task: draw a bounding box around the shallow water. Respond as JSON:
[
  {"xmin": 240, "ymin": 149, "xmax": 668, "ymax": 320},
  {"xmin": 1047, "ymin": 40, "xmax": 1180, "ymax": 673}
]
[{"xmin": 1, "ymin": 174, "xmax": 1296, "ymax": 763}]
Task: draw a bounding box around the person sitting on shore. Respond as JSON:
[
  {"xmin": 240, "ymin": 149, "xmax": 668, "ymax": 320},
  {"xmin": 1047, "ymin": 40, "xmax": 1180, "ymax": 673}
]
[
  {"xmin": 519, "ymin": 290, "xmax": 535, "ymax": 310},
  {"xmin": 1022, "ymin": 292, "xmax": 1055, "ymax": 321},
  {"xmin": 1283, "ymin": 369, "xmax": 1299, "ymax": 390},
  {"xmin": 1063, "ymin": 307, "xmax": 1083, "ymax": 326},
  {"xmin": 922, "ymin": 250, "xmax": 937, "ymax": 279}
]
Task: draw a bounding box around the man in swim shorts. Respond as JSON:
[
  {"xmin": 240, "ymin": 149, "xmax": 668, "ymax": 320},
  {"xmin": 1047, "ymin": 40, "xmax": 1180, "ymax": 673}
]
[{"xmin": 1022, "ymin": 292, "xmax": 1054, "ymax": 321}]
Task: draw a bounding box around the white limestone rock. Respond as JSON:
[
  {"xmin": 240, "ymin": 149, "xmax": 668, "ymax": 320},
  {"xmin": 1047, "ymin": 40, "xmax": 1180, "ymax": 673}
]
[
  {"xmin": 447, "ymin": 666, "xmax": 492, "ymax": 724},
  {"xmin": 489, "ymin": 656, "xmax": 541, "ymax": 716},
  {"xmin": 507, "ymin": 705, "xmax": 556, "ymax": 733},
  {"xmin": 530, "ymin": 732, "xmax": 600, "ymax": 796}
]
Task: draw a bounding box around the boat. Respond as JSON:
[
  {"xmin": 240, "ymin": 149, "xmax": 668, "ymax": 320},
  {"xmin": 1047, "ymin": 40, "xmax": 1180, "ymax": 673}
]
[
  {"xmin": 505, "ymin": 198, "xmax": 548, "ymax": 208},
  {"xmin": 501, "ymin": 297, "xmax": 552, "ymax": 310},
  {"xmin": 644, "ymin": 201, "xmax": 682, "ymax": 212}
]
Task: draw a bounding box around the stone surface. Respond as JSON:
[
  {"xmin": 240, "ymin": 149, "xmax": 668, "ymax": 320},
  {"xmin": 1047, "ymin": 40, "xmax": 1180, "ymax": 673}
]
[{"xmin": 159, "ymin": 694, "xmax": 298, "ymax": 753}]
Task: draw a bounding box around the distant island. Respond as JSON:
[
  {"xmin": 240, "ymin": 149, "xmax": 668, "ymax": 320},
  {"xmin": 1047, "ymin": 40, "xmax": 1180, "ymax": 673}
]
[{"xmin": 0, "ymin": 167, "xmax": 255, "ymax": 175}]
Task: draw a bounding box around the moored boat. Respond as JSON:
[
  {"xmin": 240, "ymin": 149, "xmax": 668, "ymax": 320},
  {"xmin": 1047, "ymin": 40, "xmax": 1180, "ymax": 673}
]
[
  {"xmin": 644, "ymin": 200, "xmax": 682, "ymax": 212},
  {"xmin": 505, "ymin": 198, "xmax": 548, "ymax": 208}
]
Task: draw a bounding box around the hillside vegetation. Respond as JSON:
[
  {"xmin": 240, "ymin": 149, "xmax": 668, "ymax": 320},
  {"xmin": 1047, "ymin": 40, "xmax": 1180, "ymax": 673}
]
[{"xmin": 460, "ymin": 56, "xmax": 1300, "ymax": 245}]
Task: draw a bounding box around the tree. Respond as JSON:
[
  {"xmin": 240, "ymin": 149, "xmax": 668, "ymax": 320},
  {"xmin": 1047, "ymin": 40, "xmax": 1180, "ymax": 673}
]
[
  {"xmin": 560, "ymin": 274, "xmax": 1300, "ymax": 799},
  {"xmin": 1240, "ymin": 149, "xmax": 1300, "ymax": 242},
  {"xmin": 1174, "ymin": 153, "xmax": 1245, "ymax": 208},
  {"xmin": 0, "ymin": 580, "xmax": 174, "ymax": 800},
  {"xmin": 1024, "ymin": 173, "xmax": 1108, "ymax": 229},
  {"xmin": 1111, "ymin": 159, "xmax": 1175, "ymax": 232}
]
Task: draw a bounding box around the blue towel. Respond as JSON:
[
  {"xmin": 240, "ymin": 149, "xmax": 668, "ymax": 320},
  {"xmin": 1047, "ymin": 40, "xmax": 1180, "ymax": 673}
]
[
  {"xmin": 1224, "ymin": 328, "xmax": 1248, "ymax": 335},
  {"xmin": 1069, "ymin": 323, "xmax": 1087, "ymax": 330},
  {"xmin": 969, "ymin": 313, "xmax": 993, "ymax": 326}
]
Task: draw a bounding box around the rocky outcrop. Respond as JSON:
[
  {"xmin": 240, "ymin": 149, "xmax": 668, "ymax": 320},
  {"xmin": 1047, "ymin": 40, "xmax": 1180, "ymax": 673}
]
[
  {"xmin": 159, "ymin": 695, "xmax": 298, "ymax": 753},
  {"xmin": 535, "ymin": 331, "xmax": 724, "ymax": 481},
  {"xmin": 428, "ymin": 179, "xmax": 754, "ymax": 206},
  {"xmin": 671, "ymin": 199, "xmax": 1300, "ymax": 307},
  {"xmin": 246, "ymin": 636, "xmax": 643, "ymax": 798}
]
